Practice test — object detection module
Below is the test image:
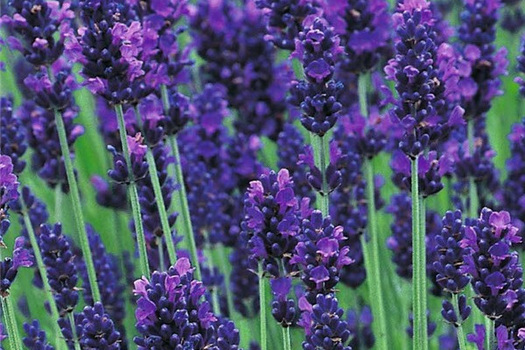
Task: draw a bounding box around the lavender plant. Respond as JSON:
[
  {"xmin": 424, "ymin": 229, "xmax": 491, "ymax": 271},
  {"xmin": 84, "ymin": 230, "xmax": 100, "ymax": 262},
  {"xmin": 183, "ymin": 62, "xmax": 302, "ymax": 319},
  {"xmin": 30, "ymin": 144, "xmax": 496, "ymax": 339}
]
[{"xmin": 0, "ymin": 0, "xmax": 524, "ymax": 349}]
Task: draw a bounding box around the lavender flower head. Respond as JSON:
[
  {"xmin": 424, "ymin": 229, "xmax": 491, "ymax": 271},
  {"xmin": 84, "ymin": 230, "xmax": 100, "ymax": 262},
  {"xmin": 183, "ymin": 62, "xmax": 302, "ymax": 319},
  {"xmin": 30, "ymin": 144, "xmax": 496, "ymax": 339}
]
[
  {"xmin": 1, "ymin": 97, "xmax": 27, "ymax": 175},
  {"xmin": 460, "ymin": 209, "xmax": 522, "ymax": 320},
  {"xmin": 0, "ymin": 155, "xmax": 19, "ymax": 245},
  {"xmin": 0, "ymin": 237, "xmax": 33, "ymax": 297},
  {"xmin": 385, "ymin": 0, "xmax": 443, "ymax": 158},
  {"xmin": 79, "ymin": 302, "xmax": 121, "ymax": 349},
  {"xmin": 289, "ymin": 17, "xmax": 344, "ymax": 137},
  {"xmin": 242, "ymin": 169, "xmax": 301, "ymax": 277},
  {"xmin": 256, "ymin": 0, "xmax": 319, "ymax": 50},
  {"xmin": 23, "ymin": 320, "xmax": 54, "ymax": 350},
  {"xmin": 502, "ymin": 119, "xmax": 525, "ymax": 229}
]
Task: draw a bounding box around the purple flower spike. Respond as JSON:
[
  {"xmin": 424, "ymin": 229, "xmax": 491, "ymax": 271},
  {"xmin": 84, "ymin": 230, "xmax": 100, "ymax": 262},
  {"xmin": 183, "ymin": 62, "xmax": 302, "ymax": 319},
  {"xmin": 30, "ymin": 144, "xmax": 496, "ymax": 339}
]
[
  {"xmin": 270, "ymin": 277, "xmax": 297, "ymax": 327},
  {"xmin": 0, "ymin": 235, "xmax": 33, "ymax": 297},
  {"xmin": 289, "ymin": 18, "xmax": 344, "ymax": 137},
  {"xmin": 467, "ymin": 324, "xmax": 486, "ymax": 350},
  {"xmin": 0, "ymin": 155, "xmax": 19, "ymax": 209},
  {"xmin": 1, "ymin": 97, "xmax": 27, "ymax": 175},
  {"xmin": 292, "ymin": 210, "xmax": 352, "ymax": 304},
  {"xmin": 242, "ymin": 169, "xmax": 301, "ymax": 277},
  {"xmin": 23, "ymin": 319, "xmax": 54, "ymax": 350}
]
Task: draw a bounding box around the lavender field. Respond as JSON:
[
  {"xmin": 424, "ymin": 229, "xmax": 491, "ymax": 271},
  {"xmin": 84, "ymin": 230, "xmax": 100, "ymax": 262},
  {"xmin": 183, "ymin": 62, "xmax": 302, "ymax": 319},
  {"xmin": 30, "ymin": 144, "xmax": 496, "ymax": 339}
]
[{"xmin": 1, "ymin": 0, "xmax": 525, "ymax": 349}]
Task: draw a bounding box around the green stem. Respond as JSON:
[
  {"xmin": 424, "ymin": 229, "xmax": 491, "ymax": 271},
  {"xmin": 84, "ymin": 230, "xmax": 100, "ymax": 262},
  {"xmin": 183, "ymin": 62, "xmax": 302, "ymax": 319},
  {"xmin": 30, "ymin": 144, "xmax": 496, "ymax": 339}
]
[
  {"xmin": 485, "ymin": 317, "xmax": 494, "ymax": 350},
  {"xmin": 54, "ymin": 185, "xmax": 62, "ymax": 224},
  {"xmin": 53, "ymin": 108, "xmax": 101, "ymax": 302},
  {"xmin": 145, "ymin": 148, "xmax": 178, "ymax": 265},
  {"xmin": 258, "ymin": 262, "xmax": 268, "ymax": 350},
  {"xmin": 452, "ymin": 294, "xmax": 468, "ymax": 350},
  {"xmin": 114, "ymin": 104, "xmax": 151, "ymax": 278},
  {"xmin": 1, "ymin": 297, "xmax": 22, "ymax": 350},
  {"xmin": 157, "ymin": 237, "xmax": 166, "ymax": 271},
  {"xmin": 311, "ymin": 134, "xmax": 329, "ymax": 216},
  {"xmin": 467, "ymin": 119, "xmax": 479, "ymax": 219},
  {"xmin": 20, "ymin": 204, "xmax": 67, "ymax": 350},
  {"xmin": 168, "ymin": 135, "xmax": 201, "ymax": 281},
  {"xmin": 203, "ymin": 232, "xmax": 220, "ymax": 315},
  {"xmin": 218, "ymin": 244, "xmax": 235, "ymax": 317},
  {"xmin": 68, "ymin": 312, "xmax": 82, "ymax": 350},
  {"xmin": 284, "ymin": 326, "xmax": 292, "ymax": 350},
  {"xmin": 359, "ymin": 73, "xmax": 388, "ymax": 349},
  {"xmin": 411, "ymin": 156, "xmax": 428, "ymax": 350}
]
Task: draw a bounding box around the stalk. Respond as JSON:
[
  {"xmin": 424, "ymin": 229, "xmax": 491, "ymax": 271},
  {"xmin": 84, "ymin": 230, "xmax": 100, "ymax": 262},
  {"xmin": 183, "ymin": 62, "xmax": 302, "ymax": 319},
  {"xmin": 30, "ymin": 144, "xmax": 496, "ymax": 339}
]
[
  {"xmin": 160, "ymin": 85, "xmax": 201, "ymax": 280},
  {"xmin": 145, "ymin": 148, "xmax": 178, "ymax": 265},
  {"xmin": 467, "ymin": 119, "xmax": 479, "ymax": 219},
  {"xmin": 485, "ymin": 318, "xmax": 494, "ymax": 350},
  {"xmin": 20, "ymin": 203, "xmax": 68, "ymax": 350},
  {"xmin": 358, "ymin": 73, "xmax": 388, "ymax": 349},
  {"xmin": 258, "ymin": 262, "xmax": 268, "ymax": 350},
  {"xmin": 167, "ymin": 135, "xmax": 201, "ymax": 280},
  {"xmin": 452, "ymin": 294, "xmax": 468, "ymax": 350},
  {"xmin": 114, "ymin": 104, "xmax": 150, "ymax": 278},
  {"xmin": 67, "ymin": 312, "xmax": 82, "ymax": 350},
  {"xmin": 157, "ymin": 237, "xmax": 166, "ymax": 271},
  {"xmin": 54, "ymin": 186, "xmax": 62, "ymax": 224},
  {"xmin": 1, "ymin": 296, "xmax": 22, "ymax": 350},
  {"xmin": 53, "ymin": 108, "xmax": 101, "ymax": 302},
  {"xmin": 311, "ymin": 134, "xmax": 329, "ymax": 216},
  {"xmin": 411, "ymin": 156, "xmax": 427, "ymax": 350},
  {"xmin": 283, "ymin": 326, "xmax": 292, "ymax": 350}
]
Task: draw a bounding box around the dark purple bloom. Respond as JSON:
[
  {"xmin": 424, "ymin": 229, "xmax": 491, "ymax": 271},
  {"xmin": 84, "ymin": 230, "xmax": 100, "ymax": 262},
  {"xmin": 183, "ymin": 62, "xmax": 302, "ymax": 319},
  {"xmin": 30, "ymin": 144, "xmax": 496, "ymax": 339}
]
[
  {"xmin": 190, "ymin": 0, "xmax": 288, "ymax": 140},
  {"xmin": 229, "ymin": 245, "xmax": 259, "ymax": 317},
  {"xmin": 108, "ymin": 133, "xmax": 149, "ymax": 184},
  {"xmin": 289, "ymin": 17, "xmax": 344, "ymax": 137},
  {"xmin": 460, "ymin": 208, "xmax": 522, "ymax": 320},
  {"xmin": 1, "ymin": 0, "xmax": 73, "ymax": 66},
  {"xmin": 291, "ymin": 210, "xmax": 352, "ymax": 303},
  {"xmin": 256, "ymin": 0, "xmax": 319, "ymax": 50},
  {"xmin": 242, "ymin": 169, "xmax": 301, "ymax": 277},
  {"xmin": 385, "ymin": 0, "xmax": 445, "ymax": 158},
  {"xmin": 441, "ymin": 295, "xmax": 471, "ymax": 326},
  {"xmin": 1, "ymin": 97, "xmax": 27, "ymax": 175},
  {"xmin": 133, "ymin": 258, "xmax": 239, "ymax": 349},
  {"xmin": 39, "ymin": 223, "xmax": 78, "ymax": 316},
  {"xmin": 301, "ymin": 294, "xmax": 351, "ymax": 350},
  {"xmin": 0, "ymin": 155, "xmax": 19, "ymax": 211},
  {"xmin": 0, "ymin": 237, "xmax": 33, "ymax": 296},
  {"xmin": 433, "ymin": 210, "xmax": 471, "ymax": 293},
  {"xmin": 270, "ymin": 277, "xmax": 297, "ymax": 327},
  {"xmin": 23, "ymin": 320, "xmax": 54, "ymax": 350},
  {"xmin": 458, "ymin": 0, "xmax": 508, "ymax": 120},
  {"xmin": 79, "ymin": 302, "xmax": 121, "ymax": 350},
  {"xmin": 324, "ymin": 0, "xmax": 391, "ymax": 74}
]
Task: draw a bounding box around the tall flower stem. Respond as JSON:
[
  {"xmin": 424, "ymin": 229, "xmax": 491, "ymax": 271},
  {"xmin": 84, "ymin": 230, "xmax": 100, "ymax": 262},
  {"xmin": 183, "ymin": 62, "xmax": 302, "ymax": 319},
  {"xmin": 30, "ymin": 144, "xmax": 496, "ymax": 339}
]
[
  {"xmin": 54, "ymin": 186, "xmax": 62, "ymax": 224},
  {"xmin": 1, "ymin": 296, "xmax": 22, "ymax": 350},
  {"xmin": 485, "ymin": 318, "xmax": 494, "ymax": 350},
  {"xmin": 53, "ymin": 108, "xmax": 101, "ymax": 302},
  {"xmin": 452, "ymin": 294, "xmax": 468, "ymax": 350},
  {"xmin": 358, "ymin": 73, "xmax": 388, "ymax": 349},
  {"xmin": 67, "ymin": 312, "xmax": 81, "ymax": 350},
  {"xmin": 145, "ymin": 148, "xmax": 178, "ymax": 265},
  {"xmin": 20, "ymin": 202, "xmax": 68, "ymax": 350},
  {"xmin": 311, "ymin": 134, "xmax": 329, "ymax": 216},
  {"xmin": 411, "ymin": 156, "xmax": 427, "ymax": 350},
  {"xmin": 258, "ymin": 262, "xmax": 268, "ymax": 350},
  {"xmin": 467, "ymin": 119, "xmax": 478, "ymax": 219},
  {"xmin": 282, "ymin": 326, "xmax": 292, "ymax": 350},
  {"xmin": 114, "ymin": 104, "xmax": 150, "ymax": 278},
  {"xmin": 160, "ymin": 85, "xmax": 201, "ymax": 281}
]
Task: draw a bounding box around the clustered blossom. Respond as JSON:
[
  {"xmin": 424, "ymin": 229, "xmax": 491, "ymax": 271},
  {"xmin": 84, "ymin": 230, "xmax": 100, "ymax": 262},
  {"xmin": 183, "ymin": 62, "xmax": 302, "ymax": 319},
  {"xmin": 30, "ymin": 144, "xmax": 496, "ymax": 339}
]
[
  {"xmin": 133, "ymin": 258, "xmax": 239, "ymax": 349},
  {"xmin": 461, "ymin": 209, "xmax": 525, "ymax": 345},
  {"xmin": 347, "ymin": 306, "xmax": 375, "ymax": 349},
  {"xmin": 0, "ymin": 155, "xmax": 19, "ymax": 245},
  {"xmin": 0, "ymin": 237, "xmax": 33, "ymax": 296},
  {"xmin": 1, "ymin": 97, "xmax": 27, "ymax": 175},
  {"xmin": 270, "ymin": 277, "xmax": 297, "ymax": 327},
  {"xmin": 289, "ymin": 17, "xmax": 344, "ymax": 137},
  {"xmin": 256, "ymin": 0, "xmax": 319, "ymax": 50},
  {"xmin": 39, "ymin": 223, "xmax": 79, "ymax": 316},
  {"xmin": 458, "ymin": 0, "xmax": 508, "ymax": 120},
  {"xmin": 292, "ymin": 211, "xmax": 352, "ymax": 303},
  {"xmin": 78, "ymin": 302, "xmax": 122, "ymax": 350},
  {"xmin": 23, "ymin": 320, "xmax": 54, "ymax": 350},
  {"xmin": 325, "ymin": 0, "xmax": 391, "ymax": 74},
  {"xmin": 301, "ymin": 294, "xmax": 351, "ymax": 350},
  {"xmin": 190, "ymin": 0, "xmax": 289, "ymax": 140},
  {"xmin": 385, "ymin": 0, "xmax": 444, "ymax": 158},
  {"xmin": 108, "ymin": 134, "xmax": 149, "ymax": 184},
  {"xmin": 242, "ymin": 169, "xmax": 301, "ymax": 277}
]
